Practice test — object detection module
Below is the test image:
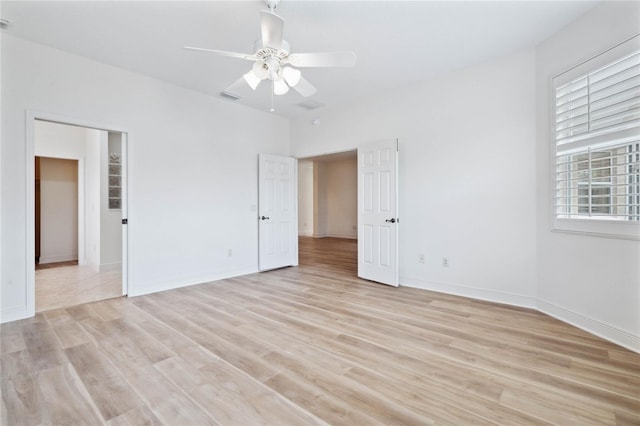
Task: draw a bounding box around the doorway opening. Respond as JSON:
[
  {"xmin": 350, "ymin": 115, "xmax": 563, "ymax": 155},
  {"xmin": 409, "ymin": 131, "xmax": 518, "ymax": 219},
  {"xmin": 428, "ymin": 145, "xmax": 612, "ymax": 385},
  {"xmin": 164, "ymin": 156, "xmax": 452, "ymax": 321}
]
[
  {"xmin": 28, "ymin": 116, "xmax": 128, "ymax": 313},
  {"xmin": 296, "ymin": 150, "xmax": 357, "ymax": 275}
]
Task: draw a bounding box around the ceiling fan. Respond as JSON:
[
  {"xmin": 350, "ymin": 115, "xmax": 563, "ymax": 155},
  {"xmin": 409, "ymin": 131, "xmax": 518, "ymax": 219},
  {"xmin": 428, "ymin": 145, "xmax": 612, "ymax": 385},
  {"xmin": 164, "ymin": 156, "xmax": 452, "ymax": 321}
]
[{"xmin": 184, "ymin": 0, "xmax": 356, "ymax": 110}]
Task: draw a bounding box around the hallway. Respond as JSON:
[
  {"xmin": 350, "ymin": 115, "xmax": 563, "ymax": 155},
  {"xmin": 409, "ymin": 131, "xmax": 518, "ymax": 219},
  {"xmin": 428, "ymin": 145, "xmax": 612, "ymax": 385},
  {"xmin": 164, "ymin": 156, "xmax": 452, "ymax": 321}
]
[{"xmin": 36, "ymin": 264, "xmax": 121, "ymax": 312}]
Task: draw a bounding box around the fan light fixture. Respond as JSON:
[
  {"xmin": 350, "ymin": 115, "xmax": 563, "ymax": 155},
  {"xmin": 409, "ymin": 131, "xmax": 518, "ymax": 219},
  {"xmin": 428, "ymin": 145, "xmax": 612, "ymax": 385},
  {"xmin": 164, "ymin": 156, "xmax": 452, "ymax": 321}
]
[
  {"xmin": 184, "ymin": 0, "xmax": 356, "ymax": 110},
  {"xmin": 243, "ymin": 71, "xmax": 261, "ymax": 90},
  {"xmin": 244, "ymin": 60, "xmax": 296, "ymax": 96},
  {"xmin": 273, "ymin": 79, "xmax": 289, "ymax": 95},
  {"xmin": 282, "ymin": 66, "xmax": 301, "ymax": 87}
]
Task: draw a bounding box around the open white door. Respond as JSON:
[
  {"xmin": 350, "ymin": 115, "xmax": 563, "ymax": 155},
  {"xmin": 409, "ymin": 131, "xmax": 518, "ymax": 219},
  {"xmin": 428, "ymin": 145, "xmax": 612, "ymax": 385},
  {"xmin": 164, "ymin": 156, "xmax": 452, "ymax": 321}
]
[
  {"xmin": 120, "ymin": 133, "xmax": 128, "ymax": 296},
  {"xmin": 358, "ymin": 139, "xmax": 399, "ymax": 286},
  {"xmin": 258, "ymin": 154, "xmax": 298, "ymax": 271}
]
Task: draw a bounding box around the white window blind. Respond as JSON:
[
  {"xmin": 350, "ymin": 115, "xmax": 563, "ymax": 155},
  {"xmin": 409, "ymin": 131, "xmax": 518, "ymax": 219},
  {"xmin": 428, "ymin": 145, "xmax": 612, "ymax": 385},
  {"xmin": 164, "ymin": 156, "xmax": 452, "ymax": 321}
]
[{"xmin": 553, "ymin": 36, "xmax": 640, "ymax": 227}]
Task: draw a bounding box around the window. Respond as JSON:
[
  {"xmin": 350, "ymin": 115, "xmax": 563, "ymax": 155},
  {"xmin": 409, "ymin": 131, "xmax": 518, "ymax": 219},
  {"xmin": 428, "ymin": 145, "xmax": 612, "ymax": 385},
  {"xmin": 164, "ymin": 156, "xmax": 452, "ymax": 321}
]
[
  {"xmin": 576, "ymin": 151, "xmax": 611, "ymax": 216},
  {"xmin": 108, "ymin": 153, "xmax": 121, "ymax": 209},
  {"xmin": 552, "ymin": 35, "xmax": 640, "ymax": 239}
]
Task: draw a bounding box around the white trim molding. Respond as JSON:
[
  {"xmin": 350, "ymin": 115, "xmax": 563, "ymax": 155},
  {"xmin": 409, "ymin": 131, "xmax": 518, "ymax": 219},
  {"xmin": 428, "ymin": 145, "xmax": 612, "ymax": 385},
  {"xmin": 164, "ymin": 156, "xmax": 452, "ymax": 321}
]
[
  {"xmin": 39, "ymin": 254, "xmax": 79, "ymax": 264},
  {"xmin": 401, "ymin": 277, "xmax": 639, "ymax": 353},
  {"xmin": 400, "ymin": 277, "xmax": 538, "ymax": 309},
  {"xmin": 128, "ymin": 267, "xmax": 258, "ymax": 298},
  {"xmin": 0, "ymin": 307, "xmax": 29, "ymax": 324},
  {"xmin": 537, "ymin": 299, "xmax": 640, "ymax": 353},
  {"xmin": 325, "ymin": 233, "xmax": 357, "ymax": 240},
  {"xmin": 24, "ymin": 109, "xmax": 131, "ymax": 320}
]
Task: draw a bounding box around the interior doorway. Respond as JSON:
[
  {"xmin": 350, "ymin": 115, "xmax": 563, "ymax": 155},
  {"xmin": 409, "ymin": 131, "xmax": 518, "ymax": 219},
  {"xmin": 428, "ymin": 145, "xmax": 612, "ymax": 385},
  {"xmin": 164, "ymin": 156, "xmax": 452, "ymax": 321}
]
[
  {"xmin": 297, "ymin": 150, "xmax": 357, "ymax": 274},
  {"xmin": 35, "ymin": 156, "xmax": 79, "ymax": 267},
  {"xmin": 30, "ymin": 118, "xmax": 128, "ymax": 312}
]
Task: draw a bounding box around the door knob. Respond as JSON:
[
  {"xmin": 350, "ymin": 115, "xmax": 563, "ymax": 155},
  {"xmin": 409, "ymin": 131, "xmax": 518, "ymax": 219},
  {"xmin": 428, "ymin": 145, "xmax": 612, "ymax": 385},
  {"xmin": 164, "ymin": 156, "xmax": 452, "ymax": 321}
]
[
  {"xmin": 260, "ymin": 216, "xmax": 270, "ymax": 220},
  {"xmin": 385, "ymin": 218, "xmax": 396, "ymax": 223}
]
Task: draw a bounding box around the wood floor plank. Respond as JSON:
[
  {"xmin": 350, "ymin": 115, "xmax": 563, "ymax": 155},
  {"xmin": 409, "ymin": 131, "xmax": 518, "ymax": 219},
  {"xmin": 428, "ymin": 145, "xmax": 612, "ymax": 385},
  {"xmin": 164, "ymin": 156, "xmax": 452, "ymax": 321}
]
[
  {"xmin": 263, "ymin": 372, "xmax": 386, "ymax": 426},
  {"xmin": 190, "ymin": 358, "xmax": 326, "ymax": 426},
  {"xmin": 0, "ymin": 350, "xmax": 44, "ymax": 425},
  {"xmin": 0, "ymin": 321, "xmax": 26, "ymax": 354},
  {"xmin": 21, "ymin": 319, "xmax": 68, "ymax": 372},
  {"xmin": 44, "ymin": 309, "xmax": 93, "ymax": 349},
  {"xmin": 106, "ymin": 405, "xmax": 163, "ymax": 426},
  {"xmin": 134, "ymin": 297, "xmax": 281, "ymax": 383},
  {"xmin": 1, "ymin": 394, "xmax": 8, "ymax": 426},
  {"xmin": 147, "ymin": 390, "xmax": 218, "ymax": 426},
  {"xmin": 135, "ymin": 319, "xmax": 219, "ymax": 369},
  {"xmin": 65, "ymin": 343, "xmax": 144, "ymax": 421},
  {"xmin": 500, "ymin": 388, "xmax": 616, "ymax": 425},
  {"xmin": 262, "ymin": 350, "xmax": 434, "ymax": 425},
  {"xmin": 2, "ymin": 236, "xmax": 638, "ymax": 425},
  {"xmin": 37, "ymin": 363, "xmax": 105, "ymax": 425}
]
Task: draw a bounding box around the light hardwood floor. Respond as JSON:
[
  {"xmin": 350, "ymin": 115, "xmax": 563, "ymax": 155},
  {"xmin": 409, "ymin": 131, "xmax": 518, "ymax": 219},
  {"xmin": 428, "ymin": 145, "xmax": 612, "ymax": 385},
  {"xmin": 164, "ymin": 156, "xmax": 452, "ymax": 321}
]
[{"xmin": 2, "ymin": 237, "xmax": 639, "ymax": 425}]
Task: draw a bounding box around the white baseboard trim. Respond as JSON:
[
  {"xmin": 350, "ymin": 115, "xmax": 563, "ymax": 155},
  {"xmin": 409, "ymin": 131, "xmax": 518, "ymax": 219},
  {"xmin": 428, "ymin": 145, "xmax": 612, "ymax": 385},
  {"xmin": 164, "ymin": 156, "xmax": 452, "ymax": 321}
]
[
  {"xmin": 128, "ymin": 267, "xmax": 258, "ymax": 298},
  {"xmin": 325, "ymin": 233, "xmax": 357, "ymax": 240},
  {"xmin": 1, "ymin": 306, "xmax": 28, "ymax": 324},
  {"xmin": 299, "ymin": 231, "xmax": 313, "ymax": 237},
  {"xmin": 400, "ymin": 277, "xmax": 639, "ymax": 353},
  {"xmin": 5, "ymin": 266, "xmax": 637, "ymax": 353},
  {"xmin": 99, "ymin": 262, "xmax": 121, "ymax": 272},
  {"xmin": 537, "ymin": 300, "xmax": 640, "ymax": 353},
  {"xmin": 310, "ymin": 234, "xmax": 357, "ymax": 240},
  {"xmin": 39, "ymin": 254, "xmax": 78, "ymax": 264},
  {"xmin": 400, "ymin": 276, "xmax": 538, "ymax": 309}
]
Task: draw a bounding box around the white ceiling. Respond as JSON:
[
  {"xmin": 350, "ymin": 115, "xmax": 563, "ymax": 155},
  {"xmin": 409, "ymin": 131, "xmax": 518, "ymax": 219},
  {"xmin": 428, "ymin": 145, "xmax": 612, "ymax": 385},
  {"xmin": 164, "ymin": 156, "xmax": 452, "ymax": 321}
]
[{"xmin": 1, "ymin": 1, "xmax": 598, "ymax": 118}]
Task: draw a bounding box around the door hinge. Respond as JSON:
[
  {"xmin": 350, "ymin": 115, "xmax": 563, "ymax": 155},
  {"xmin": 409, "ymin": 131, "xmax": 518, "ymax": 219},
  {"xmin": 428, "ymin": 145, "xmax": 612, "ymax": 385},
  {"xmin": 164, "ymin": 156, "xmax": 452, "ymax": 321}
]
[{"xmin": 122, "ymin": 219, "xmax": 128, "ymax": 225}]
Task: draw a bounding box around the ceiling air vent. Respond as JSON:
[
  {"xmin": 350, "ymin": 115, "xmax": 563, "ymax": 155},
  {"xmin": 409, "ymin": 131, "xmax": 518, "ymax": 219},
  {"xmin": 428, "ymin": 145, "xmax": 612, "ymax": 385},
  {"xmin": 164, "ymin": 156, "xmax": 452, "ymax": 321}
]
[
  {"xmin": 296, "ymin": 99, "xmax": 324, "ymax": 111},
  {"xmin": 220, "ymin": 91, "xmax": 241, "ymax": 101}
]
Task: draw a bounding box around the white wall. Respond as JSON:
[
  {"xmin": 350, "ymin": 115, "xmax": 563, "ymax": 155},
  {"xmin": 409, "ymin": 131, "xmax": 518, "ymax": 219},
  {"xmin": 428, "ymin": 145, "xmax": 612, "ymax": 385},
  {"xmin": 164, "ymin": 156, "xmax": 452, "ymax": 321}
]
[
  {"xmin": 1, "ymin": 34, "xmax": 289, "ymax": 321},
  {"xmin": 326, "ymin": 158, "xmax": 357, "ymax": 239},
  {"xmin": 313, "ymin": 161, "xmax": 328, "ymax": 237},
  {"xmin": 39, "ymin": 158, "xmax": 78, "ymax": 263},
  {"xmin": 291, "ymin": 49, "xmax": 538, "ymax": 308},
  {"xmin": 300, "ymin": 157, "xmax": 357, "ymax": 239},
  {"xmin": 100, "ymin": 132, "xmax": 123, "ymax": 271},
  {"xmin": 85, "ymin": 130, "xmax": 103, "ymax": 269},
  {"xmin": 535, "ymin": 1, "xmax": 640, "ymax": 351},
  {"xmin": 34, "ymin": 120, "xmax": 87, "ymax": 158},
  {"xmin": 298, "ymin": 160, "xmax": 314, "ymax": 236}
]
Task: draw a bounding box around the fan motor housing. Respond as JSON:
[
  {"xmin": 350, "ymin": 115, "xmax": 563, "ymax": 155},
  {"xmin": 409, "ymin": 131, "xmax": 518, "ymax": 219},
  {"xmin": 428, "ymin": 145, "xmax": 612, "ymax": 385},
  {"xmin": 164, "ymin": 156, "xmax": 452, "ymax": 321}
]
[{"xmin": 253, "ymin": 39, "xmax": 290, "ymax": 57}]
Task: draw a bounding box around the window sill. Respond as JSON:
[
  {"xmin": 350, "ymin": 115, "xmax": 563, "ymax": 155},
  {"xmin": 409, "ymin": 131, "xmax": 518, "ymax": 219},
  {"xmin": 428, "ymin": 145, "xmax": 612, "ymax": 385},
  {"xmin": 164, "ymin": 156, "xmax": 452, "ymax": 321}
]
[{"xmin": 552, "ymin": 218, "xmax": 640, "ymax": 241}]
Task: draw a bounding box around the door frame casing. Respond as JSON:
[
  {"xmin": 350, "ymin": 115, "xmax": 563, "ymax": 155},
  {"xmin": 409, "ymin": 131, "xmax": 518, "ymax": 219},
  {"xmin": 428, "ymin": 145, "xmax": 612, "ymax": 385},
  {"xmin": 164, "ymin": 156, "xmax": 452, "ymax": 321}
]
[{"xmin": 25, "ymin": 110, "xmax": 130, "ymax": 317}]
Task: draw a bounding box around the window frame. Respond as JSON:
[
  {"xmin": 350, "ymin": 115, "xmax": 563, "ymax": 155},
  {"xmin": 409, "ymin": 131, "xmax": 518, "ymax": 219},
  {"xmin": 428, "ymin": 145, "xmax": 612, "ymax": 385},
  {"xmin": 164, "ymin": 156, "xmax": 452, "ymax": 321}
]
[{"xmin": 549, "ymin": 34, "xmax": 640, "ymax": 240}]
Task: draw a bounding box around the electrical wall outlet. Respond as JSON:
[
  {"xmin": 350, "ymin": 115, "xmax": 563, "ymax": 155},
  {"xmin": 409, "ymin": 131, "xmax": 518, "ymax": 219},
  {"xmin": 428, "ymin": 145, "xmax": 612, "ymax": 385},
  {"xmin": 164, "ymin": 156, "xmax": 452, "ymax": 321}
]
[
  {"xmin": 442, "ymin": 257, "xmax": 449, "ymax": 267},
  {"xmin": 227, "ymin": 249, "xmax": 233, "ymax": 257},
  {"xmin": 419, "ymin": 254, "xmax": 425, "ymax": 263}
]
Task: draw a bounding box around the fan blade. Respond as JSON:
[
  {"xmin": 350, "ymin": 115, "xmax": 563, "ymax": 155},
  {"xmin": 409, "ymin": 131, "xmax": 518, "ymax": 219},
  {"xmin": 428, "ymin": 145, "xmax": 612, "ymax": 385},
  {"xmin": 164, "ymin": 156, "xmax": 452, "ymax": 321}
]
[
  {"xmin": 184, "ymin": 46, "xmax": 257, "ymax": 61},
  {"xmin": 288, "ymin": 51, "xmax": 357, "ymax": 68},
  {"xmin": 292, "ymin": 76, "xmax": 317, "ymax": 97},
  {"xmin": 260, "ymin": 11, "xmax": 284, "ymax": 50},
  {"xmin": 223, "ymin": 75, "xmax": 259, "ymax": 98}
]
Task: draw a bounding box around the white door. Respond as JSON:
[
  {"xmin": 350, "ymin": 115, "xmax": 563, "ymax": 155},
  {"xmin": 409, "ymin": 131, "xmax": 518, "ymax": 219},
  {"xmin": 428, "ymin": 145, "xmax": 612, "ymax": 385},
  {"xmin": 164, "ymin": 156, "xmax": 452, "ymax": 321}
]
[
  {"xmin": 258, "ymin": 154, "xmax": 298, "ymax": 271},
  {"xmin": 120, "ymin": 133, "xmax": 129, "ymax": 296},
  {"xmin": 358, "ymin": 139, "xmax": 399, "ymax": 286}
]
